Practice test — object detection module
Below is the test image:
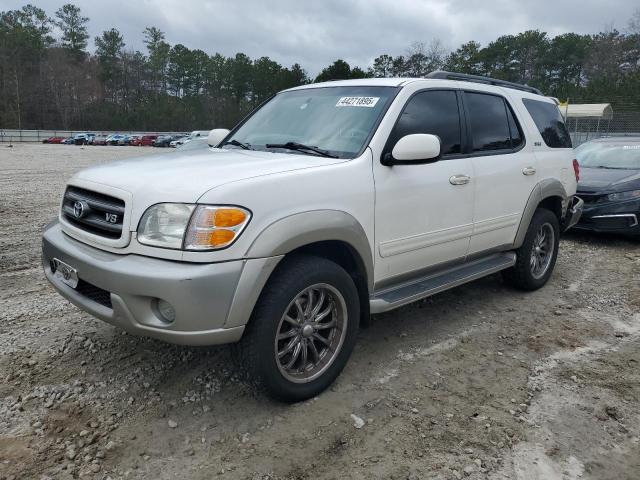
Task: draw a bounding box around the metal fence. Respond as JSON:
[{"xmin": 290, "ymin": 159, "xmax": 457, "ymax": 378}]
[
  {"xmin": 567, "ymin": 112, "xmax": 640, "ymax": 146},
  {"xmin": 0, "ymin": 129, "xmax": 188, "ymax": 143}
]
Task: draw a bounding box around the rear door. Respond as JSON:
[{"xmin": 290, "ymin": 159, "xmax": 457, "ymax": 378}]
[{"xmin": 462, "ymin": 90, "xmax": 538, "ymax": 254}]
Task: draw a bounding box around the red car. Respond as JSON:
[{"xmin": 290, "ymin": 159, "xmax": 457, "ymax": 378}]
[
  {"xmin": 42, "ymin": 136, "xmax": 66, "ymax": 144},
  {"xmin": 139, "ymin": 135, "xmax": 158, "ymax": 146}
]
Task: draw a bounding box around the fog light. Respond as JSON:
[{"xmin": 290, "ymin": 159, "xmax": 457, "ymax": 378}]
[{"xmin": 155, "ymin": 299, "xmax": 176, "ymax": 323}]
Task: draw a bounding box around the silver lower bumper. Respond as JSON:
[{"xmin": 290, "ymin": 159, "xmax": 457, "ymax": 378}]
[{"xmin": 42, "ymin": 221, "xmax": 280, "ymax": 346}]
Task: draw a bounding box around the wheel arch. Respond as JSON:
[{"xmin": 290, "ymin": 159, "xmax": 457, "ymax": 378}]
[
  {"xmin": 225, "ymin": 210, "xmax": 373, "ymax": 329},
  {"xmin": 513, "ymin": 179, "xmax": 567, "ymax": 249}
]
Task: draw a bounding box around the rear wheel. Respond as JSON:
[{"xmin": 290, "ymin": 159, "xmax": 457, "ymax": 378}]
[
  {"xmin": 234, "ymin": 255, "xmax": 359, "ymax": 402},
  {"xmin": 503, "ymin": 208, "xmax": 560, "ymax": 290}
]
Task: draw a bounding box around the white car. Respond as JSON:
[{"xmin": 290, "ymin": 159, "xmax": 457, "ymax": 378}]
[
  {"xmin": 43, "ymin": 72, "xmax": 582, "ymax": 402},
  {"xmin": 170, "ymin": 136, "xmax": 190, "ymax": 147}
]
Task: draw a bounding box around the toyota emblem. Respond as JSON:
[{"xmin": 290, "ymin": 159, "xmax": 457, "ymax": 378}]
[{"xmin": 73, "ymin": 200, "xmax": 89, "ymax": 219}]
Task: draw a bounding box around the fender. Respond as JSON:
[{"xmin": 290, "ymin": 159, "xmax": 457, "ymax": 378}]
[
  {"xmin": 513, "ymin": 179, "xmax": 568, "ymax": 248},
  {"xmin": 223, "ymin": 210, "xmax": 374, "ymax": 329},
  {"xmin": 245, "ymin": 209, "xmax": 374, "ymax": 289}
]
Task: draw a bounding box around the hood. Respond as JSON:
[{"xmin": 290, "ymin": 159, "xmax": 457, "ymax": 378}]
[
  {"xmin": 577, "ymin": 167, "xmax": 640, "ymax": 194},
  {"xmin": 71, "ymin": 147, "xmax": 344, "ymax": 203}
]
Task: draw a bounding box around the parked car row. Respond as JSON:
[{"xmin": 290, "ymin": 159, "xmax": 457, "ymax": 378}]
[{"xmin": 41, "ymin": 130, "xmax": 210, "ymax": 147}]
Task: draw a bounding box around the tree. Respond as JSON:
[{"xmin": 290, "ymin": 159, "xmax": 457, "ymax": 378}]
[
  {"xmin": 143, "ymin": 26, "xmax": 170, "ymax": 93},
  {"xmin": 315, "ymin": 59, "xmax": 362, "ymax": 82},
  {"xmin": 94, "ymin": 28, "xmax": 124, "ymax": 100},
  {"xmin": 55, "ymin": 3, "xmax": 88, "ymax": 60},
  {"xmin": 370, "ymin": 54, "xmax": 394, "ymax": 77},
  {"xmin": 0, "ymin": 5, "xmax": 53, "ymax": 128},
  {"xmin": 404, "ymin": 40, "xmax": 446, "ymax": 77},
  {"xmin": 444, "ymin": 41, "xmax": 482, "ymax": 74},
  {"xmin": 166, "ymin": 43, "xmax": 192, "ymax": 97},
  {"xmin": 544, "ymin": 33, "xmax": 591, "ymax": 98}
]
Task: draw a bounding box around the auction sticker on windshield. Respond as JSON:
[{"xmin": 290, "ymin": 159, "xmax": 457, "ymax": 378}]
[{"xmin": 336, "ymin": 96, "xmax": 380, "ymax": 108}]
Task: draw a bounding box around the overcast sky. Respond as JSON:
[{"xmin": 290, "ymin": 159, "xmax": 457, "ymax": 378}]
[{"xmin": 4, "ymin": 0, "xmax": 637, "ymax": 75}]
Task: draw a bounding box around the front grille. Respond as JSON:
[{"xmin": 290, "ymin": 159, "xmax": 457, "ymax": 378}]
[
  {"xmin": 62, "ymin": 186, "xmax": 125, "ymax": 239},
  {"xmin": 76, "ymin": 279, "xmax": 112, "ymax": 309}
]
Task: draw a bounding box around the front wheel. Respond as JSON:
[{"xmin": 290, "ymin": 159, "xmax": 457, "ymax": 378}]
[
  {"xmin": 234, "ymin": 255, "xmax": 359, "ymax": 402},
  {"xmin": 503, "ymin": 208, "xmax": 560, "ymax": 290}
]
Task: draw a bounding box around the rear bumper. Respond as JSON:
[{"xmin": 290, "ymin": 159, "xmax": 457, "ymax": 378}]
[
  {"xmin": 562, "ymin": 196, "xmax": 584, "ymax": 232},
  {"xmin": 42, "ymin": 221, "xmax": 282, "ymax": 345},
  {"xmin": 573, "ymin": 198, "xmax": 640, "ymax": 235}
]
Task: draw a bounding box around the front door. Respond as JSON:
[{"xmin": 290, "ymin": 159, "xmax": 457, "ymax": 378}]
[{"xmin": 373, "ymin": 89, "xmax": 475, "ymax": 286}]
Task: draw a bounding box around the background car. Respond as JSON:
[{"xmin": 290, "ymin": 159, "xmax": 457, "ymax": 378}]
[
  {"xmin": 170, "ymin": 135, "xmax": 189, "ymax": 147},
  {"xmin": 139, "ymin": 135, "xmax": 158, "ymax": 146},
  {"xmin": 73, "ymin": 133, "xmax": 95, "ymax": 145},
  {"xmin": 175, "ymin": 137, "xmax": 209, "ymax": 151},
  {"xmin": 62, "ymin": 137, "xmax": 75, "ymax": 144},
  {"xmin": 574, "ymin": 137, "xmax": 640, "ymax": 236},
  {"xmin": 125, "ymin": 135, "xmax": 142, "ymax": 146},
  {"xmin": 117, "ymin": 134, "xmax": 135, "ymax": 146},
  {"xmin": 107, "ymin": 134, "xmax": 126, "ymax": 145},
  {"xmin": 42, "ymin": 136, "xmax": 66, "ymax": 144},
  {"xmin": 91, "ymin": 135, "xmax": 108, "ymax": 145},
  {"xmin": 153, "ymin": 134, "xmax": 180, "ymax": 147}
]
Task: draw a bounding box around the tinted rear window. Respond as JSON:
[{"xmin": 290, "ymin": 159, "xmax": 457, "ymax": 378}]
[
  {"xmin": 522, "ymin": 99, "xmax": 572, "ymax": 148},
  {"xmin": 465, "ymin": 92, "xmax": 512, "ymax": 152}
]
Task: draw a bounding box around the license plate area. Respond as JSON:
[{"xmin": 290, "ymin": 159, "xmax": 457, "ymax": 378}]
[{"xmin": 51, "ymin": 258, "xmax": 79, "ymax": 289}]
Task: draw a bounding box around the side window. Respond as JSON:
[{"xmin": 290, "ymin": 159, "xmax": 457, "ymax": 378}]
[
  {"xmin": 506, "ymin": 103, "xmax": 524, "ymax": 149},
  {"xmin": 387, "ymin": 90, "xmax": 462, "ymax": 156},
  {"xmin": 522, "ymin": 98, "xmax": 572, "ymax": 148},
  {"xmin": 464, "ymin": 92, "xmax": 512, "ymax": 152}
]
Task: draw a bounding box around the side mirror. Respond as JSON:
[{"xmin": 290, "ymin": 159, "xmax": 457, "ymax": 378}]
[
  {"xmin": 207, "ymin": 128, "xmax": 231, "ymax": 147},
  {"xmin": 388, "ymin": 134, "xmax": 441, "ymax": 164}
]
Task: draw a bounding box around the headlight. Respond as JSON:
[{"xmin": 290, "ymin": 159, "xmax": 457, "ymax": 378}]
[
  {"xmin": 607, "ymin": 190, "xmax": 640, "ymax": 202},
  {"xmin": 137, "ymin": 203, "xmax": 251, "ymax": 250},
  {"xmin": 137, "ymin": 203, "xmax": 195, "ymax": 249}
]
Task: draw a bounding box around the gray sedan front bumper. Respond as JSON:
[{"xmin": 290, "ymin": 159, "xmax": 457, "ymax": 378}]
[{"xmin": 42, "ymin": 221, "xmax": 280, "ymax": 345}]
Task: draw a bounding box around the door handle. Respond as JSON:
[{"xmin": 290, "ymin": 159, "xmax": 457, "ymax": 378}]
[
  {"xmin": 449, "ymin": 174, "xmax": 471, "ymax": 185},
  {"xmin": 522, "ymin": 166, "xmax": 536, "ymax": 176}
]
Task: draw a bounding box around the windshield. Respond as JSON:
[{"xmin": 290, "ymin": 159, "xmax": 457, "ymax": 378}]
[
  {"xmin": 576, "ymin": 141, "xmax": 640, "ymax": 169},
  {"xmin": 224, "ymin": 86, "xmax": 397, "ymax": 158}
]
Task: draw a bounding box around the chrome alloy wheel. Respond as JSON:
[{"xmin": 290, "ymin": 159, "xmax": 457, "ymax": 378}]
[
  {"xmin": 274, "ymin": 283, "xmax": 347, "ymax": 383},
  {"xmin": 530, "ymin": 222, "xmax": 555, "ymax": 279}
]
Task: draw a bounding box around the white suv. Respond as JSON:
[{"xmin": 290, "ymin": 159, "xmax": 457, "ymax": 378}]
[{"xmin": 42, "ymin": 72, "xmax": 583, "ymax": 401}]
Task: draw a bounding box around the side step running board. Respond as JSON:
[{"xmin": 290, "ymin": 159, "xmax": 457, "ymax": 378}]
[{"xmin": 370, "ymin": 252, "xmax": 516, "ymax": 314}]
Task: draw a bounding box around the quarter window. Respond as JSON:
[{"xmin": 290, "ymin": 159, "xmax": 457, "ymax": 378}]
[
  {"xmin": 506, "ymin": 104, "xmax": 524, "ymax": 149},
  {"xmin": 387, "ymin": 90, "xmax": 462, "ymax": 156},
  {"xmin": 522, "ymin": 98, "xmax": 572, "ymax": 148}
]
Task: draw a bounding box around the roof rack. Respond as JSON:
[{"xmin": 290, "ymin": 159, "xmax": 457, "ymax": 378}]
[{"xmin": 425, "ymin": 71, "xmax": 543, "ymax": 95}]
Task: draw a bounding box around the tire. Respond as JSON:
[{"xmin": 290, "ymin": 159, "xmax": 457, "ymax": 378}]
[
  {"xmin": 503, "ymin": 208, "xmax": 560, "ymax": 291},
  {"xmin": 233, "ymin": 254, "xmax": 360, "ymax": 402}
]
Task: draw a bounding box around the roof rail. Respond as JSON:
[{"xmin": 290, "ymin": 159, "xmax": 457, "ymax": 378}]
[{"xmin": 425, "ymin": 71, "xmax": 543, "ymax": 95}]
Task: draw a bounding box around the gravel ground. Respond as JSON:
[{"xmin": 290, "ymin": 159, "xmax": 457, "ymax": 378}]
[{"xmin": 1, "ymin": 144, "xmax": 639, "ymax": 480}]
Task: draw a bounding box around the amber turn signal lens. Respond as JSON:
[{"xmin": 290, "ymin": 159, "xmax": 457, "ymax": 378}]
[
  {"xmin": 214, "ymin": 208, "xmax": 247, "ymax": 227},
  {"xmin": 192, "ymin": 229, "xmax": 235, "ymax": 247},
  {"xmin": 197, "ymin": 208, "xmax": 247, "ymax": 228}
]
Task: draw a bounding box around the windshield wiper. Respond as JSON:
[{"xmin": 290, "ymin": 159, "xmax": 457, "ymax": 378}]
[
  {"xmin": 265, "ymin": 141, "xmax": 338, "ymax": 158},
  {"xmin": 220, "ymin": 139, "xmax": 252, "ymax": 150}
]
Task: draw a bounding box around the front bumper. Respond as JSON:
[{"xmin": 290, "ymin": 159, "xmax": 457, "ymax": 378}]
[
  {"xmin": 42, "ymin": 221, "xmax": 281, "ymax": 345},
  {"xmin": 573, "ymin": 197, "xmax": 640, "ymax": 235},
  {"xmin": 562, "ymin": 196, "xmax": 584, "ymax": 232}
]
